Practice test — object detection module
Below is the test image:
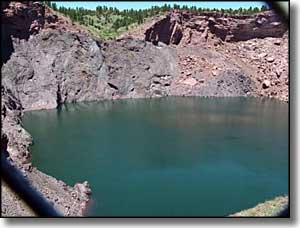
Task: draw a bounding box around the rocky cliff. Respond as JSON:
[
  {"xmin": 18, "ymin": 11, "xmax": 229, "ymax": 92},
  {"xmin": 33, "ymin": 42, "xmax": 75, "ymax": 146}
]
[
  {"xmin": 1, "ymin": 1, "xmax": 86, "ymax": 66},
  {"xmin": 1, "ymin": 2, "xmax": 289, "ymax": 216},
  {"xmin": 144, "ymin": 10, "xmax": 288, "ymax": 101},
  {"xmin": 145, "ymin": 10, "xmax": 287, "ymax": 44},
  {"xmin": 1, "ymin": 1, "xmax": 43, "ymax": 65},
  {"xmin": 2, "ymin": 31, "xmax": 108, "ymax": 111}
]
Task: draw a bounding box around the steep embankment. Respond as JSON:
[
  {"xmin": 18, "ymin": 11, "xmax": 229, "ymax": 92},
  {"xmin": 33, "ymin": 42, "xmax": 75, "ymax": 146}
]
[
  {"xmin": 1, "ymin": 2, "xmax": 288, "ymax": 216},
  {"xmin": 144, "ymin": 10, "xmax": 288, "ymax": 101}
]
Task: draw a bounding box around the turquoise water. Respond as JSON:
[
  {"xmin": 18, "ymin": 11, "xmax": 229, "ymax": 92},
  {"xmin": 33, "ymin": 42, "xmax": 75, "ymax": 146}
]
[{"xmin": 23, "ymin": 97, "xmax": 288, "ymax": 217}]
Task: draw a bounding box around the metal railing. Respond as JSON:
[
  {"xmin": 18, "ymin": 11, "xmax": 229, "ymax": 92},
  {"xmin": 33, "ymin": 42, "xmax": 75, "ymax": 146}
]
[{"xmin": 1, "ymin": 152, "xmax": 62, "ymax": 217}]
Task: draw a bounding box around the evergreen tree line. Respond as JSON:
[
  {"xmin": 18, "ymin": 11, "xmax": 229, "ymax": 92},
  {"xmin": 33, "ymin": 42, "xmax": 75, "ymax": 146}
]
[{"xmin": 43, "ymin": 2, "xmax": 269, "ymax": 31}]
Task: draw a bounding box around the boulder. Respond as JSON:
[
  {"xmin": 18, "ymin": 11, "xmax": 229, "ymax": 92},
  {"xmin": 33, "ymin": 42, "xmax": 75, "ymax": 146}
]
[
  {"xmin": 262, "ymin": 80, "xmax": 271, "ymax": 89},
  {"xmin": 274, "ymin": 39, "xmax": 281, "ymax": 45},
  {"xmin": 212, "ymin": 70, "xmax": 219, "ymax": 76},
  {"xmin": 258, "ymin": 53, "xmax": 268, "ymax": 58},
  {"xmin": 183, "ymin": 77, "xmax": 198, "ymax": 86},
  {"xmin": 266, "ymin": 57, "xmax": 275, "ymax": 62}
]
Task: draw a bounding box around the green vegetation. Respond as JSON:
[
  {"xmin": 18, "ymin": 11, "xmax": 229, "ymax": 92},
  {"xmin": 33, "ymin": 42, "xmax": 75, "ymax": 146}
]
[{"xmin": 44, "ymin": 2, "xmax": 269, "ymax": 40}]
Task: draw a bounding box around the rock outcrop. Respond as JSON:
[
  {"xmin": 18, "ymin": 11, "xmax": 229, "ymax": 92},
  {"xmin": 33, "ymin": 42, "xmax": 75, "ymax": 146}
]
[
  {"xmin": 1, "ymin": 86, "xmax": 32, "ymax": 167},
  {"xmin": 144, "ymin": 10, "xmax": 288, "ymax": 101},
  {"xmin": 3, "ymin": 24, "xmax": 257, "ymax": 111},
  {"xmin": 227, "ymin": 34, "xmax": 289, "ymax": 101},
  {"xmin": 206, "ymin": 11, "xmax": 287, "ymax": 42},
  {"xmin": 145, "ymin": 13, "xmax": 183, "ymax": 45},
  {"xmin": 145, "ymin": 10, "xmax": 287, "ymax": 45},
  {"xmin": 102, "ymin": 38, "xmax": 179, "ymax": 99},
  {"xmin": 1, "ymin": 1, "xmax": 46, "ymax": 65},
  {"xmin": 1, "ymin": 1, "xmax": 87, "ymax": 66},
  {"xmin": 2, "ymin": 30, "xmax": 108, "ymax": 111}
]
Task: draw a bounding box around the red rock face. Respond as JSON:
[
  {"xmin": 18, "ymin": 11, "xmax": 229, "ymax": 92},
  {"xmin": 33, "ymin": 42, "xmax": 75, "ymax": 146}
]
[
  {"xmin": 143, "ymin": 10, "xmax": 288, "ymax": 102},
  {"xmin": 145, "ymin": 11, "xmax": 184, "ymax": 45},
  {"xmin": 219, "ymin": 11, "xmax": 287, "ymax": 41},
  {"xmin": 1, "ymin": 1, "xmax": 46, "ymax": 64},
  {"xmin": 145, "ymin": 10, "xmax": 287, "ymax": 45},
  {"xmin": 1, "ymin": 1, "xmax": 85, "ymax": 65}
]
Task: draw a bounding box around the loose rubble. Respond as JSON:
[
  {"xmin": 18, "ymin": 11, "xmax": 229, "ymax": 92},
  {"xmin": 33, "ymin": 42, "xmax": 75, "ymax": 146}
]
[{"xmin": 144, "ymin": 10, "xmax": 288, "ymax": 101}]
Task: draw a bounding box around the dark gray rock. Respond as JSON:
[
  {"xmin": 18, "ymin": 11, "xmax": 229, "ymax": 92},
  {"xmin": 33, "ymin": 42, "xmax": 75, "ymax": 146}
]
[
  {"xmin": 1, "ymin": 86, "xmax": 32, "ymax": 167},
  {"xmin": 102, "ymin": 37, "xmax": 179, "ymax": 99},
  {"xmin": 2, "ymin": 30, "xmax": 109, "ymax": 111}
]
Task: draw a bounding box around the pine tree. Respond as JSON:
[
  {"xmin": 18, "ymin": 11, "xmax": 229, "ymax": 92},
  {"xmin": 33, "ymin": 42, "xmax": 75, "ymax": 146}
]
[
  {"xmin": 261, "ymin": 5, "xmax": 268, "ymax": 11},
  {"xmin": 248, "ymin": 6, "xmax": 253, "ymax": 14},
  {"xmin": 51, "ymin": 2, "xmax": 57, "ymax": 11},
  {"xmin": 44, "ymin": 1, "xmax": 51, "ymax": 7},
  {"xmin": 253, "ymin": 7, "xmax": 259, "ymax": 13}
]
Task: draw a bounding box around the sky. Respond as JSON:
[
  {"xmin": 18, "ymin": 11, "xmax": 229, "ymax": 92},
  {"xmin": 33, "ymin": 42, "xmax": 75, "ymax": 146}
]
[{"xmin": 53, "ymin": 1, "xmax": 267, "ymax": 11}]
